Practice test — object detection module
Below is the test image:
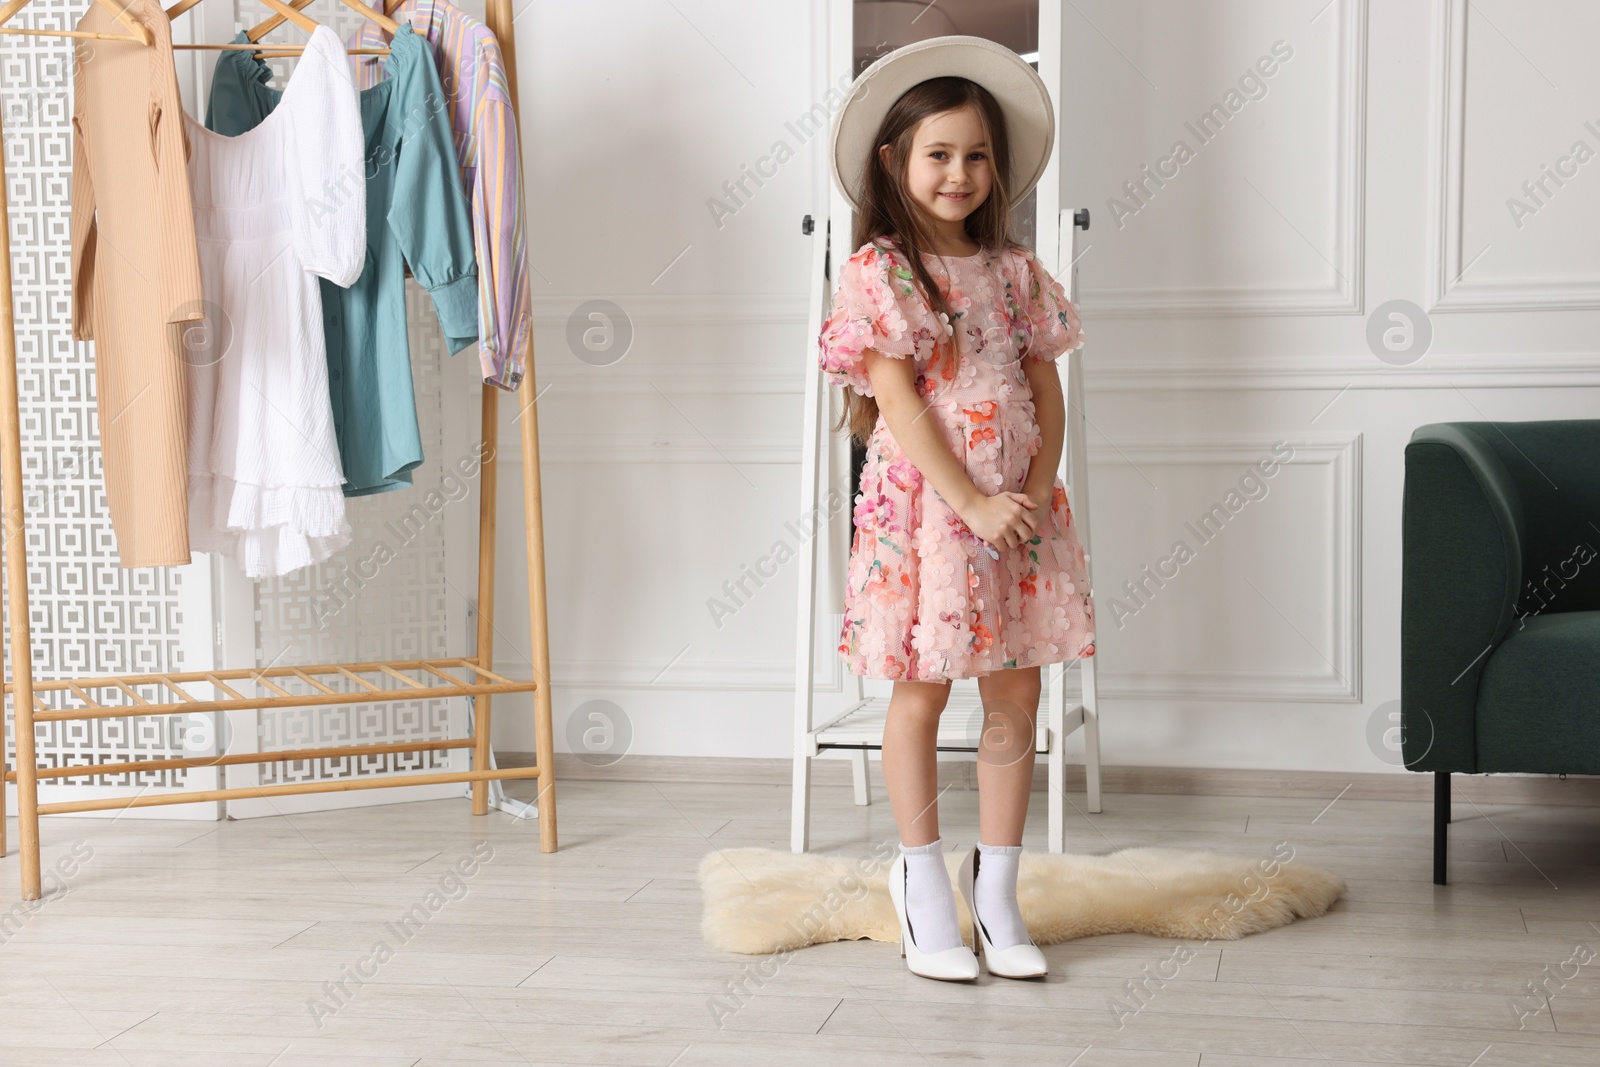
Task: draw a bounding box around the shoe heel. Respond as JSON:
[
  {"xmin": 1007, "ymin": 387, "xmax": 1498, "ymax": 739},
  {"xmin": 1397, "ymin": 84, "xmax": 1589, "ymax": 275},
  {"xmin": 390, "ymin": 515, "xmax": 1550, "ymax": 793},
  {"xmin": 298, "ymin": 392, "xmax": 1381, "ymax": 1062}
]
[
  {"xmin": 889, "ymin": 849, "xmax": 978, "ymax": 981},
  {"xmin": 961, "ymin": 843, "xmax": 1049, "ymax": 979}
]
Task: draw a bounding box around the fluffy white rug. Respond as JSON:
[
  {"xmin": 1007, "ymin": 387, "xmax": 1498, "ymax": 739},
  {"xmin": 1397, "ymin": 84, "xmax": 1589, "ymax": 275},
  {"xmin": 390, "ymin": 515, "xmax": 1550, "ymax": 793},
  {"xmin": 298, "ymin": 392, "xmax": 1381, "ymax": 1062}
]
[{"xmin": 699, "ymin": 843, "xmax": 1345, "ymax": 954}]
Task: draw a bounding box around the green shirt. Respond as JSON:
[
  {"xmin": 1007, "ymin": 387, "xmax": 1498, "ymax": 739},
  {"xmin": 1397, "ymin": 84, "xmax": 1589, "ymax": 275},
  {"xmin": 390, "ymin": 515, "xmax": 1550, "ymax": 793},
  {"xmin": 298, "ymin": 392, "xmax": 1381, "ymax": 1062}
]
[{"xmin": 206, "ymin": 24, "xmax": 479, "ymax": 497}]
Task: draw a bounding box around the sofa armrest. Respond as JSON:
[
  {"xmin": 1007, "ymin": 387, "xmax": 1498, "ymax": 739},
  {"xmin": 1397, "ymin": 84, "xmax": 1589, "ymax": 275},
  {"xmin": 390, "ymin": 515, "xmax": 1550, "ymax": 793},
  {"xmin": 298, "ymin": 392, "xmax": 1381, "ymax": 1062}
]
[{"xmin": 1401, "ymin": 424, "xmax": 1526, "ymax": 773}]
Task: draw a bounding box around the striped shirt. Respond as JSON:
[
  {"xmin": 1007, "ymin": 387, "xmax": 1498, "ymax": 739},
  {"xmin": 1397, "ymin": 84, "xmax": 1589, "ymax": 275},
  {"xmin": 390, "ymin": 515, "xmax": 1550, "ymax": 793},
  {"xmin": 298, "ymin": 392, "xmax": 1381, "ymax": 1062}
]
[{"xmin": 350, "ymin": 0, "xmax": 532, "ymax": 391}]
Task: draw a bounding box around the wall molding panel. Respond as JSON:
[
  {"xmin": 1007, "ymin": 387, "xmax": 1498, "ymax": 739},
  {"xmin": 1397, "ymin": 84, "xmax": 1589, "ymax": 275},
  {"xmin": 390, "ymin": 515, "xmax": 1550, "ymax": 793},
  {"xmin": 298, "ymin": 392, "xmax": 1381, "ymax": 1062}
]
[
  {"xmin": 1083, "ymin": 433, "xmax": 1362, "ymax": 703},
  {"xmin": 1428, "ymin": 0, "xmax": 1600, "ymax": 311},
  {"xmin": 1083, "ymin": 0, "xmax": 1368, "ymax": 317}
]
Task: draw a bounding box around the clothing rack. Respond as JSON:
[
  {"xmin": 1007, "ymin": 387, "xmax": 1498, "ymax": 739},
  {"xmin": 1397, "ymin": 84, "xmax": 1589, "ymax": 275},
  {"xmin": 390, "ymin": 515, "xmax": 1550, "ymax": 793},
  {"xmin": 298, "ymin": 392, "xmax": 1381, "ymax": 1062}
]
[{"xmin": 0, "ymin": 0, "xmax": 558, "ymax": 901}]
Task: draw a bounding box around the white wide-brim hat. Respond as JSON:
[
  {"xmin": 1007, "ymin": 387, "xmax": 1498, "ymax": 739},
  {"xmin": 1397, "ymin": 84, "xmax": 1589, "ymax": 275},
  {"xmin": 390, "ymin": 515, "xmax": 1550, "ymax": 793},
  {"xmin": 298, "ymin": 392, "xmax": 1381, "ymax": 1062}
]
[{"xmin": 830, "ymin": 35, "xmax": 1055, "ymax": 212}]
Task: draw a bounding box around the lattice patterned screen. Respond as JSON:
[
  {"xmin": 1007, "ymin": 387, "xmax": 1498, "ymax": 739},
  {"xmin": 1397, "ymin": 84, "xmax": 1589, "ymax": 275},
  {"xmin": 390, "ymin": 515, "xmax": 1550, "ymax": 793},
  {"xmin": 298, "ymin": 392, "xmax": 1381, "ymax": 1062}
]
[{"xmin": 0, "ymin": 1, "xmax": 192, "ymax": 790}]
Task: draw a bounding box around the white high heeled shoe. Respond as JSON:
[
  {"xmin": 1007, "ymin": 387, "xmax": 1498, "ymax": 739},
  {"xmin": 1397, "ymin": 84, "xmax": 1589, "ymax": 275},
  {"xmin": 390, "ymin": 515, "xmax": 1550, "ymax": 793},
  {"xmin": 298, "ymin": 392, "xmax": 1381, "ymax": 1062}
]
[
  {"xmin": 887, "ymin": 851, "xmax": 979, "ymax": 981},
  {"xmin": 958, "ymin": 845, "xmax": 1048, "ymax": 978}
]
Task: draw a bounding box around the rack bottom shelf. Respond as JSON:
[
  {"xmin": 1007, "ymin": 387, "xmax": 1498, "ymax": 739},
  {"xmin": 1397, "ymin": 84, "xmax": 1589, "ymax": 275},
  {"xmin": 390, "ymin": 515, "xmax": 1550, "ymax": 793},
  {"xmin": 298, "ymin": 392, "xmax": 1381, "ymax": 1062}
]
[{"xmin": 33, "ymin": 764, "xmax": 542, "ymax": 815}]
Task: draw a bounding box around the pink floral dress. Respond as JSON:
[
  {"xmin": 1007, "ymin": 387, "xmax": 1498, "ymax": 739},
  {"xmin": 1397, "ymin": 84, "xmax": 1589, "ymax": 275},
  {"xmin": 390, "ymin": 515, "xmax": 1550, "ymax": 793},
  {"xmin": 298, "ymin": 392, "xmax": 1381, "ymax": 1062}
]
[{"xmin": 817, "ymin": 237, "xmax": 1096, "ymax": 682}]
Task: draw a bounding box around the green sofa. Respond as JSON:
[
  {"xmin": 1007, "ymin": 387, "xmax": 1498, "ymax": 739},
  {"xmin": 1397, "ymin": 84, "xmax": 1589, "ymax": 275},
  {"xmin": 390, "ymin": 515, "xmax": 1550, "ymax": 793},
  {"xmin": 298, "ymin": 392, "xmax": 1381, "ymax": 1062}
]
[{"xmin": 1401, "ymin": 420, "xmax": 1600, "ymax": 885}]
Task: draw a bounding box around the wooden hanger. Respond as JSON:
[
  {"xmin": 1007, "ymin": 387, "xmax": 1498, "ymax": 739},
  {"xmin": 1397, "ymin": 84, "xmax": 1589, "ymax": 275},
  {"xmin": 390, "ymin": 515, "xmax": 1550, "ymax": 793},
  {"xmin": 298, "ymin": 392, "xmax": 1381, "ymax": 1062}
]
[
  {"xmin": 166, "ymin": 0, "xmax": 398, "ymax": 57},
  {"xmin": 251, "ymin": 0, "xmax": 401, "ymax": 37},
  {"xmin": 244, "ymin": 0, "xmax": 399, "ymax": 50},
  {"xmin": 0, "ymin": 0, "xmax": 153, "ymax": 45},
  {"xmin": 167, "ymin": 0, "xmax": 313, "ymax": 54}
]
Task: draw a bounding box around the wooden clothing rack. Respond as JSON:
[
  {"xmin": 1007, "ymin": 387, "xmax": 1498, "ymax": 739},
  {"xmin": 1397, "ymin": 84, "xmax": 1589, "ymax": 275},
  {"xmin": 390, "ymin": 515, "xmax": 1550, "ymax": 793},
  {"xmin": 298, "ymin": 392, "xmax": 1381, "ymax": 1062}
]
[{"xmin": 0, "ymin": 0, "xmax": 558, "ymax": 901}]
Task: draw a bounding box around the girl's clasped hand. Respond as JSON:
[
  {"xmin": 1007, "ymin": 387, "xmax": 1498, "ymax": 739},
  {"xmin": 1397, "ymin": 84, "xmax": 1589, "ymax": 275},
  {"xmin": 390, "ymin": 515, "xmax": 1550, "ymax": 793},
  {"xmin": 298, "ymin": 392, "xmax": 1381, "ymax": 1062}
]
[{"xmin": 960, "ymin": 488, "xmax": 1040, "ymax": 553}]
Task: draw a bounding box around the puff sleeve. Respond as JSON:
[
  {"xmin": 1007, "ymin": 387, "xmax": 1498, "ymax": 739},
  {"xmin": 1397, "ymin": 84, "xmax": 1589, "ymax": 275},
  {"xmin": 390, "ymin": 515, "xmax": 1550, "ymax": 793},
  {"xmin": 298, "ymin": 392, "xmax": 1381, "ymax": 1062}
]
[
  {"xmin": 1015, "ymin": 249, "xmax": 1085, "ymax": 362},
  {"xmin": 817, "ymin": 241, "xmax": 944, "ymax": 396},
  {"xmin": 287, "ymin": 46, "xmax": 367, "ymax": 288}
]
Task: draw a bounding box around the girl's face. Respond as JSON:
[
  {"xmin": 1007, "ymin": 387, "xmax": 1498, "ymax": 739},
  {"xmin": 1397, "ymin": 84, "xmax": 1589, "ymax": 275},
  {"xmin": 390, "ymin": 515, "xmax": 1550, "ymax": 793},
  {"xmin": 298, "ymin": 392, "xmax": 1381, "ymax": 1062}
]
[{"xmin": 882, "ymin": 104, "xmax": 994, "ymax": 229}]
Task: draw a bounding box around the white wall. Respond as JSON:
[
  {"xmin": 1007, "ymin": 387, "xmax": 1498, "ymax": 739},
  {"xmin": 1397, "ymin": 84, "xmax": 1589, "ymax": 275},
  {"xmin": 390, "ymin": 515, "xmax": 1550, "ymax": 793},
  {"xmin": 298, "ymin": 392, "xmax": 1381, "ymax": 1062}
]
[
  {"xmin": 489, "ymin": 0, "xmax": 1600, "ymax": 776},
  {"xmin": 484, "ymin": 0, "xmax": 828, "ymax": 759}
]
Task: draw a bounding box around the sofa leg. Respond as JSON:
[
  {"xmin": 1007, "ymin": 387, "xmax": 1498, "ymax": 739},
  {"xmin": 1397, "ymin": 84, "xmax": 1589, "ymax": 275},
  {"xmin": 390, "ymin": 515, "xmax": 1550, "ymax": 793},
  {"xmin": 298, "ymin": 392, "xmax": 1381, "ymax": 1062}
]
[{"xmin": 1433, "ymin": 771, "xmax": 1450, "ymax": 886}]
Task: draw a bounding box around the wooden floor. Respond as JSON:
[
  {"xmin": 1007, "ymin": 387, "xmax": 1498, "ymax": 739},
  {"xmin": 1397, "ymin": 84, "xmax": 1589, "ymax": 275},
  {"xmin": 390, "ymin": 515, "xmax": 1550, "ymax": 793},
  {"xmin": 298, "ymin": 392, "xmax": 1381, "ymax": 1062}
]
[{"xmin": 2, "ymin": 776, "xmax": 1600, "ymax": 1065}]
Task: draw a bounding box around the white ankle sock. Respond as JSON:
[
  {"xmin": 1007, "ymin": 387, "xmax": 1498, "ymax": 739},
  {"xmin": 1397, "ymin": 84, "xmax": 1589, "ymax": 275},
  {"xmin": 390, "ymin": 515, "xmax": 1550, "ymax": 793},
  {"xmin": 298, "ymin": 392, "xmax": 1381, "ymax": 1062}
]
[
  {"xmin": 898, "ymin": 838, "xmax": 964, "ymax": 953},
  {"xmin": 973, "ymin": 842, "xmax": 1031, "ymax": 949}
]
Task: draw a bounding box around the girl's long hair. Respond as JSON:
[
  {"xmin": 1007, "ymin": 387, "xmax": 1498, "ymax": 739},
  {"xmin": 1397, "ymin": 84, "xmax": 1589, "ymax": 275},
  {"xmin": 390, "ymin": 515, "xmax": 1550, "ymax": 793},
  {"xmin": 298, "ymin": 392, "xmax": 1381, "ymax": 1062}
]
[{"xmin": 834, "ymin": 75, "xmax": 1027, "ymax": 444}]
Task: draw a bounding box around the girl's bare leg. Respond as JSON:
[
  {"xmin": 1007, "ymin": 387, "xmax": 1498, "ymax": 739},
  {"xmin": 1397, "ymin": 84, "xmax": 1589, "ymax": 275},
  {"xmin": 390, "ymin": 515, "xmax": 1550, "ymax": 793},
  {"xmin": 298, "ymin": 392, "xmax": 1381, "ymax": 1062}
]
[
  {"xmin": 880, "ymin": 677, "xmax": 969, "ymax": 954},
  {"xmin": 880, "ymin": 678, "xmax": 953, "ymax": 845},
  {"xmin": 974, "ymin": 666, "xmax": 1042, "ymax": 846},
  {"xmin": 968, "ymin": 665, "xmax": 1043, "ymax": 949}
]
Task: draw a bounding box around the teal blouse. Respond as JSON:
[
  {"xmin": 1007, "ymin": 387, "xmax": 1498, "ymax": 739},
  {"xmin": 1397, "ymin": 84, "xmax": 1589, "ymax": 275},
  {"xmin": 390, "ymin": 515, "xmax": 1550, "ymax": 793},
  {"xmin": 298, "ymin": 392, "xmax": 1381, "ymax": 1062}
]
[{"xmin": 206, "ymin": 24, "xmax": 478, "ymax": 497}]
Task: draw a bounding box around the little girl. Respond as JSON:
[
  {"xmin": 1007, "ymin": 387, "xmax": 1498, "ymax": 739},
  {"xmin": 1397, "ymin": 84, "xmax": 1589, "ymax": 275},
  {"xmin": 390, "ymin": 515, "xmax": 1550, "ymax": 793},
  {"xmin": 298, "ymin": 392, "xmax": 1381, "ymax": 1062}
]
[{"xmin": 818, "ymin": 41, "xmax": 1095, "ymax": 981}]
